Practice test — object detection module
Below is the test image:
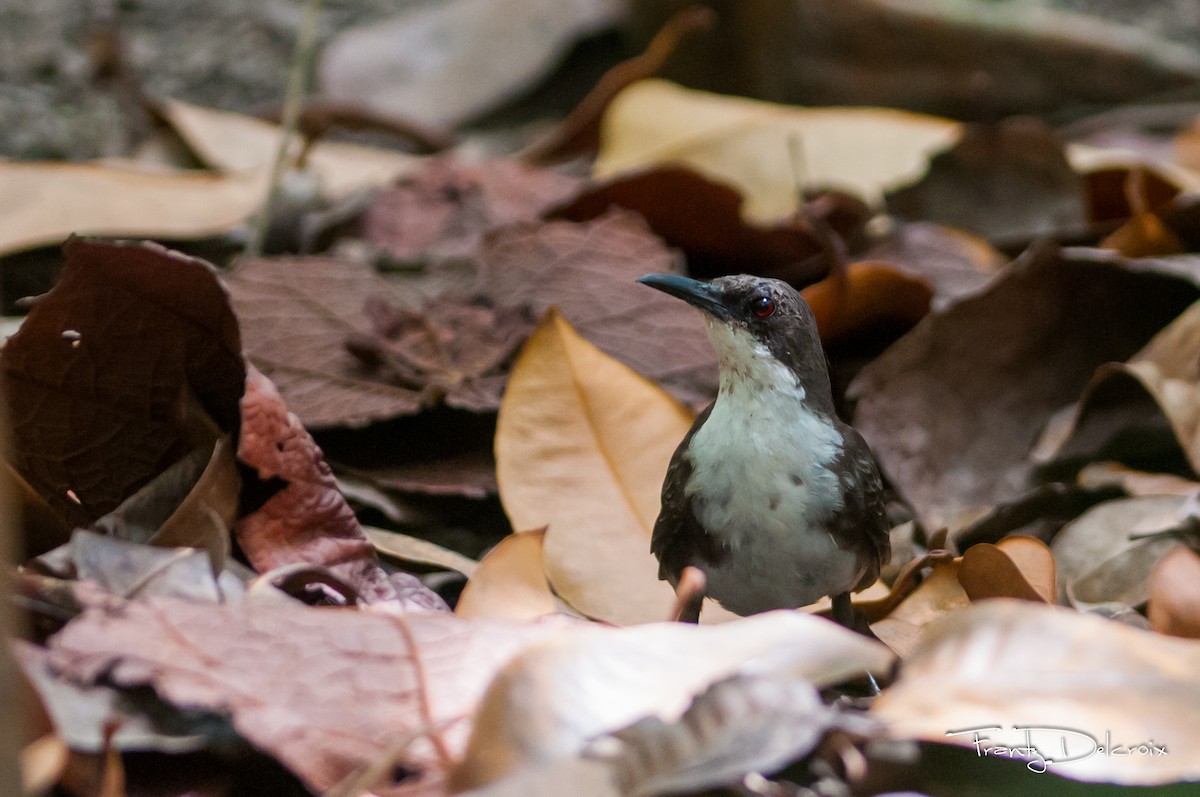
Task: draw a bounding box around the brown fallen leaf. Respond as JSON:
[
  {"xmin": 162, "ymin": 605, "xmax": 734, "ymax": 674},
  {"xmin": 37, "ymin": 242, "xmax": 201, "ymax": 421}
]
[
  {"xmin": 800, "ymin": 260, "xmax": 933, "ymax": 345},
  {"xmin": 361, "ymin": 158, "xmax": 581, "ymax": 264},
  {"xmin": 45, "ymin": 596, "xmax": 561, "ymax": 796},
  {"xmin": 2, "ymin": 238, "xmax": 245, "ymax": 527},
  {"xmin": 453, "ymin": 611, "xmax": 892, "ymax": 790},
  {"xmin": 872, "ymin": 600, "xmax": 1200, "ymax": 784},
  {"xmin": 1077, "ymin": 462, "xmax": 1200, "ymax": 497},
  {"xmin": 849, "ymin": 245, "xmax": 1200, "ymax": 533},
  {"xmin": 549, "ymin": 167, "xmax": 864, "ymax": 286},
  {"xmin": 495, "ymin": 311, "xmax": 691, "ymax": 625},
  {"xmin": 594, "ymin": 80, "xmax": 961, "ymax": 223},
  {"xmin": 885, "ymin": 117, "xmax": 1086, "ymax": 243},
  {"xmin": 235, "ymin": 367, "xmax": 446, "ymax": 613},
  {"xmin": 869, "ymin": 560, "xmax": 968, "ymax": 659},
  {"xmin": 957, "ymin": 536, "xmax": 1055, "ymax": 604},
  {"xmin": 364, "ymin": 526, "xmax": 478, "ymax": 578},
  {"xmin": 1147, "ymin": 545, "xmax": 1200, "ymax": 639},
  {"xmin": 859, "ymin": 222, "xmax": 1008, "ymax": 311},
  {"xmin": 480, "ymin": 210, "xmax": 718, "ymax": 409},
  {"xmin": 455, "ymin": 530, "xmax": 562, "ymax": 622},
  {"xmin": 1035, "ymin": 297, "xmax": 1200, "ymax": 480}
]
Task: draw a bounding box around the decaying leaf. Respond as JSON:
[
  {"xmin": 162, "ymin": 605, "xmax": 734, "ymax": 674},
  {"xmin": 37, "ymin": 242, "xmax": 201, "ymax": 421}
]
[
  {"xmin": 496, "ymin": 311, "xmax": 690, "ymax": 625},
  {"xmin": 452, "ymin": 611, "xmax": 893, "ymax": 790},
  {"xmin": 45, "ymin": 596, "xmax": 561, "ymax": 795},
  {"xmin": 456, "ymin": 530, "xmax": 562, "ymax": 622},
  {"xmin": 235, "ymin": 367, "xmax": 446, "ymax": 612},
  {"xmin": 362, "ymin": 158, "xmax": 581, "ymax": 264},
  {"xmin": 873, "ymin": 600, "xmax": 1200, "ymax": 784},
  {"xmin": 859, "ymin": 222, "xmax": 1007, "ymax": 311},
  {"xmin": 1147, "ymin": 545, "xmax": 1200, "ymax": 639},
  {"xmin": 1035, "ymin": 298, "xmax": 1200, "ymax": 480},
  {"xmin": 849, "ymin": 245, "xmax": 1200, "ymax": 533},
  {"xmin": 2, "ymin": 238, "xmax": 245, "ymax": 527},
  {"xmin": 594, "ymin": 79, "xmax": 961, "ymax": 222},
  {"xmin": 69, "ymin": 531, "xmax": 244, "ymax": 603}
]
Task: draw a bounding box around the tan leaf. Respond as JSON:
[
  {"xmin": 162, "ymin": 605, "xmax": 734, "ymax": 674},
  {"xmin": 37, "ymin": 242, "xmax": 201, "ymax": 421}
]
[
  {"xmin": 453, "ymin": 611, "xmax": 892, "ymax": 790},
  {"xmin": 496, "ymin": 310, "xmax": 693, "ymax": 625},
  {"xmin": 872, "ymin": 600, "xmax": 1200, "ymax": 784},
  {"xmin": 595, "ymin": 79, "xmax": 961, "ymax": 223},
  {"xmin": 870, "ymin": 561, "xmax": 968, "ymax": 658},
  {"xmin": 456, "ymin": 530, "xmax": 560, "ymax": 622},
  {"xmin": 1147, "ymin": 545, "xmax": 1200, "ymax": 639},
  {"xmin": 364, "ymin": 526, "xmax": 478, "ymax": 577}
]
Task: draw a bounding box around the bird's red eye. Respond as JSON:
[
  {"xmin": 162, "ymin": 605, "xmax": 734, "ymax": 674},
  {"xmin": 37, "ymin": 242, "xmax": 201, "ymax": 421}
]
[{"xmin": 752, "ymin": 295, "xmax": 775, "ymax": 318}]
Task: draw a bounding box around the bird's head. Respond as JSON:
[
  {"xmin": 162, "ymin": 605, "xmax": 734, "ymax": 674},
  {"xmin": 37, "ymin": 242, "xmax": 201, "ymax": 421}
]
[{"xmin": 638, "ymin": 273, "xmax": 831, "ymax": 408}]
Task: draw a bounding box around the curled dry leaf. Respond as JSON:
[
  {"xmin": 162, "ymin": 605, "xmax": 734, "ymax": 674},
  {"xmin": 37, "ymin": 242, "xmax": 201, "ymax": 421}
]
[
  {"xmin": 364, "ymin": 526, "xmax": 478, "ymax": 577},
  {"xmin": 455, "ymin": 530, "xmax": 561, "ymax": 623},
  {"xmin": 849, "ymin": 245, "xmax": 1200, "ymax": 533},
  {"xmin": 594, "ymin": 79, "xmax": 960, "ymax": 223},
  {"xmin": 799, "ymin": 261, "xmax": 933, "ymax": 345},
  {"xmin": 495, "ymin": 311, "xmax": 690, "ymax": 625},
  {"xmin": 452, "ymin": 611, "xmax": 893, "ymax": 790},
  {"xmin": 1, "ymin": 238, "xmax": 245, "ymax": 528},
  {"xmin": 45, "ymin": 596, "xmax": 562, "ymax": 795},
  {"xmin": 1147, "ymin": 545, "xmax": 1200, "ymax": 639},
  {"xmin": 872, "ymin": 600, "xmax": 1200, "ymax": 784},
  {"xmin": 235, "ymin": 367, "xmax": 446, "ymax": 612},
  {"xmin": 869, "ymin": 560, "xmax": 967, "ymax": 659},
  {"xmin": 1035, "ymin": 298, "xmax": 1200, "ymax": 480}
]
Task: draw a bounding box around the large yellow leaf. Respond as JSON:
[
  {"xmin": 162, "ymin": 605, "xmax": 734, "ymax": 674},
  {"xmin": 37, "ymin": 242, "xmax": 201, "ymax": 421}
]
[
  {"xmin": 594, "ymin": 79, "xmax": 960, "ymax": 223},
  {"xmin": 496, "ymin": 310, "xmax": 693, "ymax": 625}
]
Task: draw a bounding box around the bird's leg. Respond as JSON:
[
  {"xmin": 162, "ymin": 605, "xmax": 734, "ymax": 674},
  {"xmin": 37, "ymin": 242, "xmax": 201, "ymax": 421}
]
[
  {"xmin": 669, "ymin": 566, "xmax": 707, "ymax": 624},
  {"xmin": 831, "ymin": 591, "xmax": 854, "ymax": 628}
]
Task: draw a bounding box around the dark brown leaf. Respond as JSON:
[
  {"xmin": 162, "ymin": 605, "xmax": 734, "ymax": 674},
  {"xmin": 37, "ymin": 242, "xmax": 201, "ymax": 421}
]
[
  {"xmin": 235, "ymin": 367, "xmax": 446, "ymax": 612},
  {"xmin": 2, "ymin": 238, "xmax": 244, "ymax": 527},
  {"xmin": 886, "ymin": 117, "xmax": 1086, "ymax": 243},
  {"xmin": 849, "ymin": 245, "xmax": 1200, "ymax": 532},
  {"xmin": 859, "ymin": 221, "xmax": 1007, "ymax": 310}
]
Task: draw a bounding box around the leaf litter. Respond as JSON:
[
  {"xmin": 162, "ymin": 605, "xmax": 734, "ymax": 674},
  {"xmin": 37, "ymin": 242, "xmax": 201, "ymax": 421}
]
[{"xmin": 16, "ymin": 39, "xmax": 1200, "ymax": 797}]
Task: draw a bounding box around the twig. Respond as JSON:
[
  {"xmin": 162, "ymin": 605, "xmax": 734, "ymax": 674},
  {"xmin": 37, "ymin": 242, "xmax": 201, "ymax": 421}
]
[{"xmin": 246, "ymin": 0, "xmax": 324, "ymax": 258}]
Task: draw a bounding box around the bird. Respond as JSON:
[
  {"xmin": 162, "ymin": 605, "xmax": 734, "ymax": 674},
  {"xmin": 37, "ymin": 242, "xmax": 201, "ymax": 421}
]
[{"xmin": 638, "ymin": 273, "xmax": 891, "ymax": 624}]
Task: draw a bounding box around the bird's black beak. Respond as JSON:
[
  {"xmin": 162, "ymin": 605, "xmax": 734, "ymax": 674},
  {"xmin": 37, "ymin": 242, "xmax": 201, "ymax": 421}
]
[{"xmin": 638, "ymin": 274, "xmax": 730, "ymax": 321}]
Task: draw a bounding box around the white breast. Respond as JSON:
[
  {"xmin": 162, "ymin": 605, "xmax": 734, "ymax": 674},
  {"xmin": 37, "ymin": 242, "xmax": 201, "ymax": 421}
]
[{"xmin": 685, "ymin": 323, "xmax": 861, "ymax": 612}]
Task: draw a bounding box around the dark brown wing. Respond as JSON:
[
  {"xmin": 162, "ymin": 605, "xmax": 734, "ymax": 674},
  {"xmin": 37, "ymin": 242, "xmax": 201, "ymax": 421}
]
[
  {"xmin": 650, "ymin": 405, "xmax": 729, "ymax": 585},
  {"xmin": 830, "ymin": 421, "xmax": 892, "ymax": 592}
]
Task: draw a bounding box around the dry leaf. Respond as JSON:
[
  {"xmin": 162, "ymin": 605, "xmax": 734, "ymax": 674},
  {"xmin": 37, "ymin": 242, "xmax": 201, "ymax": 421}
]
[
  {"xmin": 849, "ymin": 245, "xmax": 1200, "ymax": 533},
  {"xmin": 594, "ymin": 79, "xmax": 961, "ymax": 223},
  {"xmin": 456, "ymin": 531, "xmax": 560, "ymax": 622},
  {"xmin": 1077, "ymin": 462, "xmax": 1200, "ymax": 497},
  {"xmin": 364, "ymin": 526, "xmax": 478, "ymax": 577},
  {"xmin": 800, "ymin": 261, "xmax": 933, "ymax": 345},
  {"xmin": 70, "ymin": 531, "xmax": 243, "ymax": 603},
  {"xmin": 1035, "ymin": 298, "xmax": 1200, "ymax": 480},
  {"xmin": 479, "ymin": 210, "xmax": 718, "ymax": 409},
  {"xmin": 859, "ymin": 222, "xmax": 1007, "ymax": 311},
  {"xmin": 872, "ymin": 600, "xmax": 1200, "ymax": 784},
  {"xmin": 885, "ymin": 117, "xmax": 1085, "ymax": 242},
  {"xmin": 1147, "ymin": 545, "xmax": 1200, "ymax": 639},
  {"xmin": 362, "ymin": 158, "xmax": 581, "ymax": 264},
  {"xmin": 957, "ymin": 536, "xmax": 1055, "ymax": 604},
  {"xmin": 235, "ymin": 367, "xmax": 446, "ymax": 613},
  {"xmin": 496, "ymin": 310, "xmax": 692, "ymax": 625},
  {"xmin": 869, "ymin": 561, "xmax": 968, "ymax": 658},
  {"xmin": 453, "ymin": 611, "xmax": 893, "ymax": 790},
  {"xmin": 2, "ymin": 238, "xmax": 244, "ymax": 527},
  {"xmin": 45, "ymin": 596, "xmax": 561, "ymax": 795},
  {"xmin": 319, "ymin": 0, "xmax": 621, "ymax": 128}
]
